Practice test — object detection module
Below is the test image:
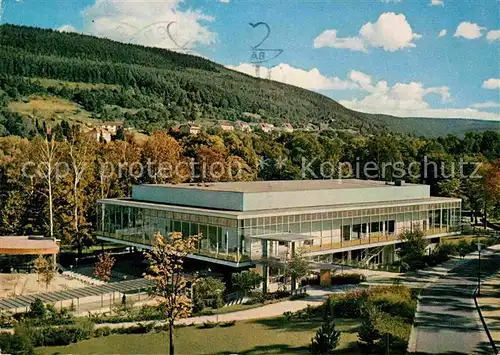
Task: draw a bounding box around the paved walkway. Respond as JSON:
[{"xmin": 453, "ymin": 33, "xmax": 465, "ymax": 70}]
[
  {"xmin": 477, "ymin": 268, "xmax": 500, "ymax": 352},
  {"xmin": 409, "ymin": 245, "xmax": 500, "ymax": 355},
  {"xmin": 95, "ymin": 287, "xmax": 351, "ymax": 329}
]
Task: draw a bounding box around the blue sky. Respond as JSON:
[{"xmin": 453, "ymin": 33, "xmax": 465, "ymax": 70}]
[{"xmin": 2, "ymin": 0, "xmax": 499, "ymax": 121}]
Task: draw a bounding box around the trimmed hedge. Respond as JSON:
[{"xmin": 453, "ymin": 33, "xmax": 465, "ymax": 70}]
[{"xmin": 331, "ymin": 273, "xmax": 366, "ymax": 285}]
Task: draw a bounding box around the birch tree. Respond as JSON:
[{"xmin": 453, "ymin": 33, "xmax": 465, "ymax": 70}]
[{"xmin": 32, "ymin": 135, "xmax": 61, "ymax": 241}]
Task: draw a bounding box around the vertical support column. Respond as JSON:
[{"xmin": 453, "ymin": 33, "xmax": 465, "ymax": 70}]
[
  {"xmin": 216, "ymin": 228, "xmax": 219, "ymax": 257},
  {"xmin": 262, "ymin": 264, "xmax": 269, "ymax": 294},
  {"xmin": 291, "ymin": 241, "xmax": 297, "ymax": 291},
  {"xmin": 225, "ymin": 231, "xmax": 229, "ymax": 256},
  {"xmin": 341, "ymin": 217, "xmax": 344, "ymax": 247}
]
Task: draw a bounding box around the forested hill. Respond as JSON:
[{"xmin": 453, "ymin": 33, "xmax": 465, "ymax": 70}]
[
  {"xmin": 0, "ymin": 24, "xmax": 378, "ymax": 135},
  {"xmin": 0, "ymin": 24, "xmax": 497, "ymax": 137}
]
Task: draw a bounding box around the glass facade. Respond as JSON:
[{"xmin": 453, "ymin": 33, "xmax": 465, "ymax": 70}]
[
  {"xmin": 97, "ymin": 200, "xmax": 461, "ymax": 264},
  {"xmin": 96, "ymin": 204, "xmax": 244, "ymax": 263}
]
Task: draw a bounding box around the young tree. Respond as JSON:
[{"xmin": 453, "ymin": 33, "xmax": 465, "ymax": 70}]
[
  {"xmin": 310, "ymin": 299, "xmax": 341, "ymax": 355},
  {"xmin": 31, "ymin": 135, "xmax": 61, "ymax": 241},
  {"xmin": 93, "ymin": 252, "xmax": 116, "ymax": 282},
  {"xmin": 145, "ymin": 232, "xmax": 200, "ymax": 355},
  {"xmin": 33, "ymin": 255, "xmax": 56, "ymax": 291},
  {"xmin": 284, "ymin": 248, "xmax": 310, "ymax": 290},
  {"xmin": 357, "ymin": 308, "xmax": 382, "ymax": 354},
  {"xmin": 397, "ymin": 229, "xmax": 428, "ymax": 271},
  {"xmin": 194, "ymin": 277, "xmax": 226, "ymax": 309},
  {"xmin": 67, "ymin": 132, "xmax": 95, "ymax": 256},
  {"xmin": 231, "ymin": 270, "xmax": 263, "ymax": 293}
]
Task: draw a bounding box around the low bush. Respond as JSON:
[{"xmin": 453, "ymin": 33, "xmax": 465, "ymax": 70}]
[
  {"xmin": 0, "ymin": 312, "xmax": 14, "ymax": 328},
  {"xmin": 289, "ymin": 292, "xmax": 308, "ymax": 300},
  {"xmin": 243, "ymin": 298, "xmax": 260, "ymax": 305},
  {"xmin": 113, "ymin": 322, "xmax": 157, "ymax": 334},
  {"xmin": 199, "ymin": 321, "xmax": 219, "ymax": 329},
  {"xmin": 0, "ymin": 331, "xmax": 34, "ymax": 355},
  {"xmin": 93, "ymin": 326, "xmax": 112, "ymax": 338},
  {"xmin": 327, "ymin": 290, "xmax": 368, "ymax": 318},
  {"xmin": 20, "ymin": 319, "xmax": 95, "ymax": 347},
  {"xmin": 220, "ymin": 320, "xmax": 236, "ymax": 327},
  {"xmin": 331, "ymin": 273, "xmax": 366, "ymax": 285}
]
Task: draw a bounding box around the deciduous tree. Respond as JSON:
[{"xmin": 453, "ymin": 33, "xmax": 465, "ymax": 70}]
[
  {"xmin": 93, "ymin": 252, "xmax": 116, "ymax": 282},
  {"xmin": 145, "ymin": 232, "xmax": 200, "ymax": 355}
]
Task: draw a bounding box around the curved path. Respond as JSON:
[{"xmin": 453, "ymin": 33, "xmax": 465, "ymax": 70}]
[{"xmin": 409, "ymin": 246, "xmax": 500, "ymax": 355}]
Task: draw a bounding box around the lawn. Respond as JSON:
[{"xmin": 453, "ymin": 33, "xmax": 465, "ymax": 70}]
[
  {"xmin": 443, "ymin": 235, "xmax": 489, "ymax": 245},
  {"xmin": 8, "ymin": 95, "xmax": 99, "ymax": 126},
  {"xmin": 37, "ymin": 317, "xmax": 361, "ymax": 355}
]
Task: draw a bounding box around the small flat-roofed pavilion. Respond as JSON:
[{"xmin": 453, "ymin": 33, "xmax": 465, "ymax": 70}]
[{"xmin": 0, "ymin": 236, "xmax": 59, "ymax": 255}]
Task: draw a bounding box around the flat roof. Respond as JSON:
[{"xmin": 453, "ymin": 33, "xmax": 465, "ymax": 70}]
[
  {"xmin": 0, "ymin": 236, "xmax": 59, "ymax": 255},
  {"xmin": 143, "ymin": 179, "xmax": 411, "ymax": 193}
]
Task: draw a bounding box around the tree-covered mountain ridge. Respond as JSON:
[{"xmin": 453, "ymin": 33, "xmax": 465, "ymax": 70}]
[{"xmin": 0, "ymin": 24, "xmax": 497, "ymax": 137}]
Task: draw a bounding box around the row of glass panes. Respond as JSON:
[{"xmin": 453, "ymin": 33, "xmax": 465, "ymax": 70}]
[
  {"xmin": 242, "ymin": 206, "xmax": 460, "ymax": 228},
  {"xmin": 240, "ymin": 208, "xmax": 460, "ymax": 237},
  {"xmin": 100, "ymin": 204, "xmax": 238, "ymax": 228}
]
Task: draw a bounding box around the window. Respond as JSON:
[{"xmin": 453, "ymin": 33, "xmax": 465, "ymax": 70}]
[
  {"xmin": 370, "ymin": 222, "xmax": 380, "ymax": 233},
  {"xmin": 173, "ymin": 221, "xmax": 182, "ymax": 233},
  {"xmin": 181, "ymin": 221, "xmax": 190, "ymax": 237},
  {"xmin": 342, "ymin": 225, "xmax": 351, "ymax": 241},
  {"xmin": 388, "ymin": 220, "xmax": 395, "ymax": 233}
]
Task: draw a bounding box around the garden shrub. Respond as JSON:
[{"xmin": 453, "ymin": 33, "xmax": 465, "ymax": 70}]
[
  {"xmin": 220, "ymin": 320, "xmax": 236, "ymax": 327},
  {"xmin": 328, "ymin": 290, "xmax": 368, "ymax": 318},
  {"xmin": 243, "ymin": 298, "xmax": 260, "ymax": 305},
  {"xmin": 331, "ymin": 273, "xmax": 366, "ymax": 285},
  {"xmin": 199, "ymin": 321, "xmax": 219, "ymax": 329},
  {"xmin": 0, "ymin": 331, "xmax": 34, "ymax": 355},
  {"xmin": 211, "ymin": 296, "xmax": 225, "ymax": 309},
  {"xmin": 367, "ymin": 285, "xmax": 416, "ymax": 320},
  {"xmin": 27, "ymin": 299, "xmax": 46, "ymax": 320},
  {"xmin": 93, "ymin": 326, "xmax": 112, "ymax": 338},
  {"xmin": 290, "ymin": 292, "xmax": 308, "ymax": 300},
  {"xmin": 0, "ymin": 312, "xmax": 13, "ymax": 328},
  {"xmin": 113, "ymin": 322, "xmax": 157, "ymax": 334},
  {"xmin": 22, "ymin": 319, "xmax": 95, "ymax": 346},
  {"xmin": 192, "ymin": 296, "xmax": 205, "ymax": 314}
]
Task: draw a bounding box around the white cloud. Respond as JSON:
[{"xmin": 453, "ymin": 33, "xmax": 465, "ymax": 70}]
[
  {"xmin": 482, "ymin": 78, "xmax": 500, "ymax": 89},
  {"xmin": 80, "ymin": 0, "xmax": 217, "ymax": 51},
  {"xmin": 57, "ymin": 25, "xmax": 78, "ymax": 33},
  {"xmin": 430, "ymin": 0, "xmax": 444, "ymax": 6},
  {"xmin": 313, "ymin": 12, "xmax": 421, "ymax": 53},
  {"xmin": 471, "ymin": 101, "xmax": 500, "ymax": 109},
  {"xmin": 219, "ymin": 0, "xmax": 230, "ymax": 3},
  {"xmin": 313, "ymin": 30, "xmax": 367, "ymax": 52},
  {"xmin": 487, "ymin": 30, "xmax": 500, "ymax": 41},
  {"xmin": 380, "ymin": 0, "xmax": 402, "ymax": 3},
  {"xmin": 338, "ymin": 72, "xmax": 499, "ymax": 121},
  {"xmin": 454, "ymin": 22, "xmax": 486, "ymax": 39},
  {"xmin": 228, "ymin": 63, "xmax": 498, "ymax": 121},
  {"xmin": 438, "ymin": 29, "xmax": 447, "ymax": 38},
  {"xmin": 226, "ymin": 63, "xmax": 357, "ymax": 91}
]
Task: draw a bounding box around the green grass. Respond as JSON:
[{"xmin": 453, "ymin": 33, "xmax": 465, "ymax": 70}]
[
  {"xmin": 37, "ymin": 318, "xmax": 361, "ymax": 355},
  {"xmin": 8, "ymin": 95, "xmax": 99, "ymax": 126},
  {"xmin": 34, "ymin": 77, "xmax": 120, "ymax": 90},
  {"xmin": 443, "ymin": 235, "xmax": 489, "ymax": 245}
]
